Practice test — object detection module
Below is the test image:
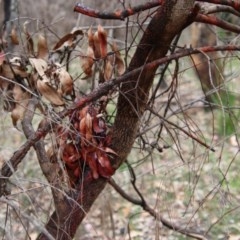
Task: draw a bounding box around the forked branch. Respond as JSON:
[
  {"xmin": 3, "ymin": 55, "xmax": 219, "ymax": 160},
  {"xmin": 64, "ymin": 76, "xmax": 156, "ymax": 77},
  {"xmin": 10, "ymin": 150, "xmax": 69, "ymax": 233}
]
[{"xmin": 108, "ymin": 162, "xmax": 208, "ymax": 240}]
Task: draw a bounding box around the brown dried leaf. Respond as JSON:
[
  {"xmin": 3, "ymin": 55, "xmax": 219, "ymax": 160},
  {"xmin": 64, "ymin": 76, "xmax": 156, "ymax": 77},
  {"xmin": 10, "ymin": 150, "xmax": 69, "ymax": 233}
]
[
  {"xmin": 0, "ymin": 51, "xmax": 5, "ymax": 65},
  {"xmin": 1, "ymin": 60, "xmax": 28, "ymax": 79},
  {"xmin": 37, "ymin": 35, "xmax": 48, "ymax": 59},
  {"xmin": 29, "ymin": 58, "xmax": 48, "ymax": 77},
  {"xmin": 104, "ymin": 59, "xmax": 113, "ymax": 81},
  {"xmin": 93, "ymin": 31, "xmax": 101, "ymax": 59},
  {"xmin": 79, "ymin": 117, "xmax": 86, "ymax": 137},
  {"xmin": 97, "ymin": 25, "xmax": 107, "ymax": 58},
  {"xmin": 11, "ymin": 85, "xmax": 30, "ymax": 127},
  {"xmin": 111, "ymin": 42, "xmax": 125, "ymax": 75},
  {"xmin": 53, "ymin": 33, "xmax": 74, "ymax": 51},
  {"xmin": 86, "ymin": 152, "xmax": 99, "ymax": 179},
  {"xmin": 11, "ymin": 104, "xmax": 24, "ymax": 127},
  {"xmin": 81, "ymin": 46, "xmax": 94, "ymax": 78},
  {"xmin": 93, "ymin": 117, "xmax": 105, "ymax": 134},
  {"xmin": 85, "ymin": 112, "xmax": 93, "ymax": 141},
  {"xmin": 37, "ymin": 79, "xmax": 65, "ymax": 106},
  {"xmin": 23, "ymin": 22, "xmax": 34, "ymax": 55},
  {"xmin": 104, "ymin": 147, "xmax": 118, "ymax": 155},
  {"xmin": 53, "ymin": 29, "xmax": 83, "ymax": 52},
  {"xmin": 10, "ymin": 25, "xmax": 19, "ymax": 45},
  {"xmin": 55, "ymin": 67, "xmax": 73, "ymax": 96},
  {"xmin": 88, "ymin": 27, "xmax": 95, "ymax": 50},
  {"xmin": 97, "ymin": 151, "xmax": 114, "ymax": 178}
]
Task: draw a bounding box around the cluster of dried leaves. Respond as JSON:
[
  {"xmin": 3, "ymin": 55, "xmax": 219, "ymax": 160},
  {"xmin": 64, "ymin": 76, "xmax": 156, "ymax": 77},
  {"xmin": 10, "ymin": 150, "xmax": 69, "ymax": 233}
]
[
  {"xmin": 0, "ymin": 23, "xmax": 123, "ymax": 184},
  {"xmin": 53, "ymin": 104, "xmax": 115, "ymax": 185},
  {"xmin": 81, "ymin": 25, "xmax": 125, "ymax": 81}
]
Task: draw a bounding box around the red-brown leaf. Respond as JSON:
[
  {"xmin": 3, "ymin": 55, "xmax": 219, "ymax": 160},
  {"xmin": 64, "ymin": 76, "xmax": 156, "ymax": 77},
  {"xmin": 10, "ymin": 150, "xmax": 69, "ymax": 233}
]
[{"xmin": 97, "ymin": 25, "xmax": 108, "ymax": 58}]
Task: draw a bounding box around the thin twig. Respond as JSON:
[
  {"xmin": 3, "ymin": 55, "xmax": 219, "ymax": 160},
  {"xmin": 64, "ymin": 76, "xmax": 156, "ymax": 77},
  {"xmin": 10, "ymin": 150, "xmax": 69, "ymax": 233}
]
[{"xmin": 108, "ymin": 176, "xmax": 208, "ymax": 240}]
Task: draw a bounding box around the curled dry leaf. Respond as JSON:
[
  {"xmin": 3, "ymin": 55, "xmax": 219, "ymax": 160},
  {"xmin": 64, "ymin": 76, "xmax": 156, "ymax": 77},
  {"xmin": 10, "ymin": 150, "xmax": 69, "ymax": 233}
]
[
  {"xmin": 104, "ymin": 59, "xmax": 113, "ymax": 81},
  {"xmin": 55, "ymin": 67, "xmax": 73, "ymax": 96},
  {"xmin": 11, "ymin": 85, "xmax": 30, "ymax": 127},
  {"xmin": 97, "ymin": 25, "xmax": 107, "ymax": 58},
  {"xmin": 29, "ymin": 58, "xmax": 48, "ymax": 77},
  {"xmin": 10, "ymin": 25, "xmax": 19, "ymax": 45},
  {"xmin": 37, "ymin": 79, "xmax": 65, "ymax": 106},
  {"xmin": 88, "ymin": 27, "xmax": 95, "ymax": 51},
  {"xmin": 23, "ymin": 22, "xmax": 34, "ymax": 56},
  {"xmin": 0, "ymin": 51, "xmax": 5, "ymax": 65},
  {"xmin": 0, "ymin": 59, "xmax": 28, "ymax": 79},
  {"xmin": 111, "ymin": 42, "xmax": 125, "ymax": 75},
  {"xmin": 93, "ymin": 30, "xmax": 101, "ymax": 59},
  {"xmin": 81, "ymin": 46, "xmax": 94, "ymax": 78},
  {"xmin": 52, "ymin": 29, "xmax": 83, "ymax": 52},
  {"xmin": 37, "ymin": 34, "xmax": 48, "ymax": 59}
]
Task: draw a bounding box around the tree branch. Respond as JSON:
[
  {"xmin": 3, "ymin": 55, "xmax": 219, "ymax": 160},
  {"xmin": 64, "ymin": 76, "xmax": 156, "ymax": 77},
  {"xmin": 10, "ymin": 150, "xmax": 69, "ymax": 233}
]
[
  {"xmin": 195, "ymin": 13, "xmax": 240, "ymax": 33},
  {"xmin": 74, "ymin": 0, "xmax": 162, "ymax": 20},
  {"xmin": 200, "ymin": 4, "xmax": 240, "ymax": 16},
  {"xmin": 197, "ymin": 0, "xmax": 240, "ymax": 12},
  {"xmin": 109, "ymin": 170, "xmax": 208, "ymax": 240}
]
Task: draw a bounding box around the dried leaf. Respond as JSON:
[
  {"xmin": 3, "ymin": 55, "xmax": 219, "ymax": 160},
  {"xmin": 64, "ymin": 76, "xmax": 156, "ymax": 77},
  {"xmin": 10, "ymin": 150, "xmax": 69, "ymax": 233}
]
[
  {"xmin": 85, "ymin": 112, "xmax": 93, "ymax": 141},
  {"xmin": 93, "ymin": 117, "xmax": 105, "ymax": 134},
  {"xmin": 53, "ymin": 29, "xmax": 83, "ymax": 51},
  {"xmin": 10, "ymin": 25, "xmax": 19, "ymax": 45},
  {"xmin": 37, "ymin": 34, "xmax": 48, "ymax": 59},
  {"xmin": 93, "ymin": 30, "xmax": 101, "ymax": 59},
  {"xmin": 97, "ymin": 152, "xmax": 114, "ymax": 178},
  {"xmin": 11, "ymin": 85, "xmax": 30, "ymax": 127},
  {"xmin": 104, "ymin": 59, "xmax": 113, "ymax": 81},
  {"xmin": 37, "ymin": 79, "xmax": 65, "ymax": 106},
  {"xmin": 104, "ymin": 147, "xmax": 118, "ymax": 155},
  {"xmin": 86, "ymin": 152, "xmax": 99, "ymax": 179},
  {"xmin": 0, "ymin": 51, "xmax": 5, "ymax": 65},
  {"xmin": 53, "ymin": 33, "xmax": 74, "ymax": 51},
  {"xmin": 1, "ymin": 60, "xmax": 28, "ymax": 79},
  {"xmin": 97, "ymin": 25, "xmax": 107, "ymax": 58},
  {"xmin": 79, "ymin": 117, "xmax": 86, "ymax": 137},
  {"xmin": 29, "ymin": 58, "xmax": 48, "ymax": 77},
  {"xmin": 11, "ymin": 104, "xmax": 24, "ymax": 127},
  {"xmin": 88, "ymin": 27, "xmax": 95, "ymax": 50},
  {"xmin": 23, "ymin": 22, "xmax": 34, "ymax": 55},
  {"xmin": 81, "ymin": 46, "xmax": 94, "ymax": 78},
  {"xmin": 111, "ymin": 42, "xmax": 125, "ymax": 75},
  {"xmin": 55, "ymin": 67, "xmax": 73, "ymax": 95}
]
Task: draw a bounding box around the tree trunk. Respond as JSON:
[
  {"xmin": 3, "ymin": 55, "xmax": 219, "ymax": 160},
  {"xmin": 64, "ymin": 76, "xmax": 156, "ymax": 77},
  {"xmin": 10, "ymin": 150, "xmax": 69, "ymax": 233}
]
[{"xmin": 38, "ymin": 1, "xmax": 196, "ymax": 239}]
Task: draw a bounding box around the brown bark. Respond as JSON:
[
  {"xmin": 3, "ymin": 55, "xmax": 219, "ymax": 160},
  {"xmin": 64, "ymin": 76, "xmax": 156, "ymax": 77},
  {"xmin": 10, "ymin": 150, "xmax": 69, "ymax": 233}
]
[{"xmin": 37, "ymin": 1, "xmax": 196, "ymax": 239}]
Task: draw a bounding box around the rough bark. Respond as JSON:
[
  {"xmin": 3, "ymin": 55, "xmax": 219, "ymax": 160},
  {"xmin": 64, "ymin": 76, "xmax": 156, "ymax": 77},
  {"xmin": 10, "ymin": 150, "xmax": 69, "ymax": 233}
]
[{"xmin": 38, "ymin": 1, "xmax": 196, "ymax": 239}]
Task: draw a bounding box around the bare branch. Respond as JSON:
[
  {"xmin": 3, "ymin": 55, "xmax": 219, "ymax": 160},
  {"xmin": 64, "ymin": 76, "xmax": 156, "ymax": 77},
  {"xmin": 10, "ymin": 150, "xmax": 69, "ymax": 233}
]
[
  {"xmin": 109, "ymin": 176, "xmax": 208, "ymax": 240},
  {"xmin": 195, "ymin": 13, "xmax": 240, "ymax": 33},
  {"xmin": 74, "ymin": 0, "xmax": 162, "ymax": 20},
  {"xmin": 200, "ymin": 4, "xmax": 240, "ymax": 16},
  {"xmin": 197, "ymin": 0, "xmax": 240, "ymax": 12}
]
